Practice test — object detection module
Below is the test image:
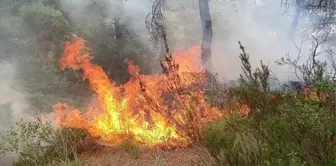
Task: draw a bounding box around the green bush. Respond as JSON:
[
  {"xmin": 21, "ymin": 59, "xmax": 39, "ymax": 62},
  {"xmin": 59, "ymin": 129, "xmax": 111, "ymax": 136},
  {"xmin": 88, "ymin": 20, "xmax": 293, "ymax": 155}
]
[
  {"xmin": 0, "ymin": 117, "xmax": 86, "ymax": 166},
  {"xmin": 201, "ymin": 42, "xmax": 336, "ymax": 166},
  {"xmin": 19, "ymin": 2, "xmax": 69, "ymax": 40},
  {"xmin": 202, "ymin": 116, "xmax": 260, "ymax": 166}
]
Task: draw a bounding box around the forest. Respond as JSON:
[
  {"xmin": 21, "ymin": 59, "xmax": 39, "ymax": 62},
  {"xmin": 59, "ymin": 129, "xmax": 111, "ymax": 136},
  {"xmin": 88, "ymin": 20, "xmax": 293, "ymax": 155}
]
[{"xmin": 0, "ymin": 0, "xmax": 335, "ymax": 166}]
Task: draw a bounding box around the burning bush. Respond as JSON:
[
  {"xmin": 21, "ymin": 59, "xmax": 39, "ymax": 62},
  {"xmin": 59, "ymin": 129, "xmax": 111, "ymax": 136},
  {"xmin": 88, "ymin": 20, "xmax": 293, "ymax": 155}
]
[{"xmin": 53, "ymin": 36, "xmax": 221, "ymax": 148}]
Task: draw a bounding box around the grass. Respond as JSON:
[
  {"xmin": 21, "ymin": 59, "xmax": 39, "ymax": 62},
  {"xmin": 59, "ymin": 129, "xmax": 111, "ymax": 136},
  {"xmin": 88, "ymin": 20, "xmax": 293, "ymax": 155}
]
[
  {"xmin": 155, "ymin": 152, "xmax": 165, "ymax": 166},
  {"xmin": 119, "ymin": 139, "xmax": 142, "ymax": 159},
  {"xmin": 54, "ymin": 154, "xmax": 82, "ymax": 166}
]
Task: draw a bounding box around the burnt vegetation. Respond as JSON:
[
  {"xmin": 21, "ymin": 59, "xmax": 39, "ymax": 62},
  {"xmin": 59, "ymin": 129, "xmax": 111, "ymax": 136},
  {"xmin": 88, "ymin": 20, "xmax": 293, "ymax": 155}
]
[{"xmin": 0, "ymin": 0, "xmax": 335, "ymax": 166}]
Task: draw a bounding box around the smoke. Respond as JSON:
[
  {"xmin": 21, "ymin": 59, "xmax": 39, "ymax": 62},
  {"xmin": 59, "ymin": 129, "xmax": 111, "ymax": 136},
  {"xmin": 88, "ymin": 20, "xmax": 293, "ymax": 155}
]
[
  {"xmin": 0, "ymin": 0, "xmax": 58, "ymax": 138},
  {"xmin": 57, "ymin": 0, "xmax": 333, "ymax": 82},
  {"xmin": 210, "ymin": 1, "xmax": 299, "ymax": 81},
  {"xmin": 0, "ymin": 61, "xmax": 33, "ymax": 132},
  {"xmin": 222, "ymin": 1, "xmax": 323, "ymax": 81},
  {"xmin": 59, "ymin": 0, "xmax": 302, "ymax": 81},
  {"xmin": 163, "ymin": 0, "xmax": 316, "ymax": 82},
  {"xmin": 59, "ymin": 0, "xmax": 153, "ymax": 42},
  {"xmin": 75, "ymin": 0, "xmax": 309, "ymax": 82},
  {"xmin": 0, "ymin": 61, "xmax": 31, "ymax": 165}
]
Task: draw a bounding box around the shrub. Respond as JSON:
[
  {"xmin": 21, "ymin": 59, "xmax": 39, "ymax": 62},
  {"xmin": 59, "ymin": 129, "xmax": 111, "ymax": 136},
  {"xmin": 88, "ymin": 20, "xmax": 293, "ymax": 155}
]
[
  {"xmin": 18, "ymin": 2, "xmax": 69, "ymax": 37},
  {"xmin": 202, "ymin": 116, "xmax": 260, "ymax": 166},
  {"xmin": 0, "ymin": 116, "xmax": 86, "ymax": 166},
  {"xmin": 201, "ymin": 42, "xmax": 336, "ymax": 166}
]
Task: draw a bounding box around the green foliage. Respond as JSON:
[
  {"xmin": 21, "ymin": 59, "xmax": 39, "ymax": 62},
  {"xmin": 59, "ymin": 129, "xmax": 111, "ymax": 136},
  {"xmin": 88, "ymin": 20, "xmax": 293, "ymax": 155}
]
[
  {"xmin": 229, "ymin": 41, "xmax": 275, "ymax": 114},
  {"xmin": 202, "ymin": 116, "xmax": 260, "ymax": 166},
  {"xmin": 201, "ymin": 42, "xmax": 336, "ymax": 166},
  {"xmin": 19, "ymin": 2, "xmax": 69, "ymax": 40},
  {"xmin": 0, "ymin": 117, "xmax": 86, "ymax": 166},
  {"xmin": 11, "ymin": 2, "xmax": 88, "ymax": 112},
  {"xmin": 19, "ymin": 2, "xmax": 64, "ymax": 29}
]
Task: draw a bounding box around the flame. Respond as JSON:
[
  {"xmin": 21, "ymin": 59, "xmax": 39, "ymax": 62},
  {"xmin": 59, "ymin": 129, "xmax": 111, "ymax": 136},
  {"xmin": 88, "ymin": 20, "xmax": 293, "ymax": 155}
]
[{"xmin": 54, "ymin": 37, "xmax": 221, "ymax": 147}]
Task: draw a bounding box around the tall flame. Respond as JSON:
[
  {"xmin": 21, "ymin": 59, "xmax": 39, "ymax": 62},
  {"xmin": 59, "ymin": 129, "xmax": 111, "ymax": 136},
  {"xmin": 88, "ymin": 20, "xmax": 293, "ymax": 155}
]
[{"xmin": 54, "ymin": 37, "xmax": 220, "ymax": 147}]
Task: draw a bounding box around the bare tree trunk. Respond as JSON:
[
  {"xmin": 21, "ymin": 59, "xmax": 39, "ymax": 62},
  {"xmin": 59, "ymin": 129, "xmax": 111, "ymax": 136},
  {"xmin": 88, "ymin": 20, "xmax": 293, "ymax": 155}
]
[
  {"xmin": 114, "ymin": 18, "xmax": 123, "ymax": 40},
  {"xmin": 290, "ymin": 0, "xmax": 303, "ymax": 37},
  {"xmin": 199, "ymin": 0, "xmax": 213, "ymax": 70}
]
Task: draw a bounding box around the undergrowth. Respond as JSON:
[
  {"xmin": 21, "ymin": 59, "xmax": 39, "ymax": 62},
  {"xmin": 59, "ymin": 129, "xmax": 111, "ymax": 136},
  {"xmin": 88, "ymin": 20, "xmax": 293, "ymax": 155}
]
[
  {"xmin": 0, "ymin": 116, "xmax": 86, "ymax": 166},
  {"xmin": 200, "ymin": 41, "xmax": 336, "ymax": 166},
  {"xmin": 119, "ymin": 139, "xmax": 142, "ymax": 159}
]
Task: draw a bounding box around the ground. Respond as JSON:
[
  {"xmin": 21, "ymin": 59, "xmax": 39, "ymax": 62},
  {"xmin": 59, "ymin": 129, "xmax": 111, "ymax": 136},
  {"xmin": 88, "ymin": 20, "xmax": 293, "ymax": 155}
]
[{"xmin": 80, "ymin": 146, "xmax": 202, "ymax": 166}]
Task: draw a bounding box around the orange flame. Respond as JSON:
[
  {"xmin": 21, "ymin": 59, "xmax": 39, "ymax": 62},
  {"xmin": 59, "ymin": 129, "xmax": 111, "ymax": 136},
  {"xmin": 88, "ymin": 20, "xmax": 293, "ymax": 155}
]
[{"xmin": 54, "ymin": 37, "xmax": 220, "ymax": 147}]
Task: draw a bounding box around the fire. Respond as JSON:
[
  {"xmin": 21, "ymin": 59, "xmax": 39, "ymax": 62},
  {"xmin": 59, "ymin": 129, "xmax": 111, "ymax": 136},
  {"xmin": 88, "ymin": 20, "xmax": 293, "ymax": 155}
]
[{"xmin": 54, "ymin": 37, "xmax": 220, "ymax": 147}]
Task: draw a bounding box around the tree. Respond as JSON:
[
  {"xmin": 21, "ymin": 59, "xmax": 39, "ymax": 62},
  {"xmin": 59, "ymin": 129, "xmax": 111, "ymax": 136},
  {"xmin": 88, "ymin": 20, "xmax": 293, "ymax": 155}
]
[
  {"xmin": 146, "ymin": 0, "xmax": 170, "ymax": 55},
  {"xmin": 145, "ymin": 0, "xmax": 213, "ymax": 70},
  {"xmin": 285, "ymin": 0, "xmax": 336, "ymax": 39},
  {"xmin": 199, "ymin": 0, "xmax": 213, "ymax": 70},
  {"xmin": 290, "ymin": 0, "xmax": 304, "ymax": 37}
]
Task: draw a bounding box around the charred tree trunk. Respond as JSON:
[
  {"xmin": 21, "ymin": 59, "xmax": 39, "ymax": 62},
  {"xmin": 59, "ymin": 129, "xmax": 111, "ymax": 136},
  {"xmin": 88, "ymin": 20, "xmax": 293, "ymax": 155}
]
[
  {"xmin": 199, "ymin": 0, "xmax": 213, "ymax": 70},
  {"xmin": 114, "ymin": 18, "xmax": 123, "ymax": 40}
]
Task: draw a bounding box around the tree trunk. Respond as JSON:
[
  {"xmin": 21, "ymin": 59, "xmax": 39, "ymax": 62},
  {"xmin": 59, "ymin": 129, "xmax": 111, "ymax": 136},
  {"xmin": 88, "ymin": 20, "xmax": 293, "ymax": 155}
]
[
  {"xmin": 290, "ymin": 0, "xmax": 303, "ymax": 37},
  {"xmin": 199, "ymin": 0, "xmax": 213, "ymax": 71}
]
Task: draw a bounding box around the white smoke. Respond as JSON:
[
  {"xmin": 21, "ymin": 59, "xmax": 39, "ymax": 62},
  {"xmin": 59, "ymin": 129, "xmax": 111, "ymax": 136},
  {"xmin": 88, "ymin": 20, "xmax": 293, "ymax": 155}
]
[
  {"xmin": 57, "ymin": 0, "xmax": 333, "ymax": 83},
  {"xmin": 163, "ymin": 0, "xmax": 315, "ymax": 82},
  {"xmin": 0, "ymin": 61, "xmax": 32, "ymax": 132},
  {"xmin": 0, "ymin": 61, "xmax": 33, "ymax": 166}
]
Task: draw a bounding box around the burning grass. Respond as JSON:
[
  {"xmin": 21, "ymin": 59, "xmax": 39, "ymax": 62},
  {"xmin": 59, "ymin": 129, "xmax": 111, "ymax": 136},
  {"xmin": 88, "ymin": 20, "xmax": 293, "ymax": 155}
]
[{"xmin": 54, "ymin": 36, "xmax": 222, "ymax": 148}]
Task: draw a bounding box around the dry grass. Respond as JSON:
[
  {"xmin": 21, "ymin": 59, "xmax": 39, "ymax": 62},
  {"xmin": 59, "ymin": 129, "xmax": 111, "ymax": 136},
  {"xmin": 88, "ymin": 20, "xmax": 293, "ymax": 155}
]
[{"xmin": 79, "ymin": 146, "xmax": 202, "ymax": 166}]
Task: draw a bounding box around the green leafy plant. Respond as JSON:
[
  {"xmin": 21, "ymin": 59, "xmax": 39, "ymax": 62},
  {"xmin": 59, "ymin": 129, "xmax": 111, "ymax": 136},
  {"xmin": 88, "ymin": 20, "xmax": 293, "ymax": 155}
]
[
  {"xmin": 19, "ymin": 2, "xmax": 69, "ymax": 36},
  {"xmin": 0, "ymin": 116, "xmax": 86, "ymax": 166},
  {"xmin": 201, "ymin": 41, "xmax": 336, "ymax": 166}
]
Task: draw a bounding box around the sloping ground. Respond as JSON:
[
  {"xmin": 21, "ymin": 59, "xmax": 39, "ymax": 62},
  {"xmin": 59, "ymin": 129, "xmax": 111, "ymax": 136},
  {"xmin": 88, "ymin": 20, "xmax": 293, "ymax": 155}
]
[
  {"xmin": 80, "ymin": 146, "xmax": 202, "ymax": 166},
  {"xmin": 0, "ymin": 156, "xmax": 14, "ymax": 166}
]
